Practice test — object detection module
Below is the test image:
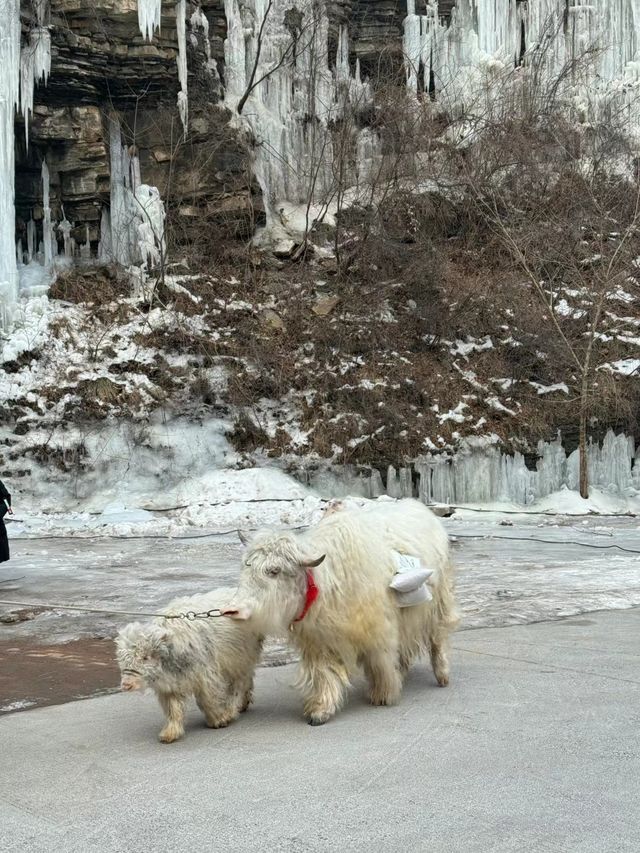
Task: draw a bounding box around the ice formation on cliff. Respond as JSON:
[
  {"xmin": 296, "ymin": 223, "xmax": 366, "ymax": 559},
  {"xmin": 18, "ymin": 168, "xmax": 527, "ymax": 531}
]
[
  {"xmin": 137, "ymin": 0, "xmax": 189, "ymax": 134},
  {"xmin": 223, "ymin": 0, "xmax": 375, "ymax": 242},
  {"xmin": 99, "ymin": 117, "xmax": 166, "ymax": 271},
  {"xmin": 176, "ymin": 0, "xmax": 189, "ymax": 134},
  {"xmin": 0, "ymin": 0, "xmax": 51, "ymax": 330},
  {"xmin": 138, "ymin": 0, "xmax": 162, "ymax": 41},
  {"xmin": 412, "ymin": 431, "xmax": 640, "ymax": 506},
  {"xmin": 20, "ymin": 22, "xmax": 50, "ymax": 145},
  {"xmin": 403, "ymin": 0, "xmax": 640, "ymax": 142},
  {"xmin": 0, "ymin": 0, "xmax": 21, "ymax": 330}
]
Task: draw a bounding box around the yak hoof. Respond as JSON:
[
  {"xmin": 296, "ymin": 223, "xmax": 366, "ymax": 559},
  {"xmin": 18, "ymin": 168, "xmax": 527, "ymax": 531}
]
[
  {"xmin": 307, "ymin": 716, "xmax": 329, "ymax": 727},
  {"xmin": 206, "ymin": 718, "xmax": 230, "ymax": 729},
  {"xmin": 158, "ymin": 730, "xmax": 182, "ymax": 743},
  {"xmin": 437, "ymin": 674, "xmax": 450, "ymax": 687}
]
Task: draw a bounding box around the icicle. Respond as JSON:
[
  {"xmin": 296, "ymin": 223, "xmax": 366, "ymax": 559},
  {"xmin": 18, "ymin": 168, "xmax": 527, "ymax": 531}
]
[
  {"xmin": 80, "ymin": 224, "xmax": 91, "ymax": 259},
  {"xmin": 176, "ymin": 0, "xmax": 188, "ymax": 135},
  {"xmin": 27, "ymin": 218, "xmax": 36, "ymax": 262},
  {"xmin": 15, "ymin": 239, "xmax": 22, "ymax": 265},
  {"xmin": 138, "ymin": 0, "xmax": 162, "ymax": 41},
  {"xmin": 58, "ymin": 215, "xmax": 73, "ymax": 258},
  {"xmin": 20, "ymin": 24, "xmax": 51, "ymax": 147},
  {"xmin": 41, "ymin": 160, "xmax": 53, "ymax": 268}
]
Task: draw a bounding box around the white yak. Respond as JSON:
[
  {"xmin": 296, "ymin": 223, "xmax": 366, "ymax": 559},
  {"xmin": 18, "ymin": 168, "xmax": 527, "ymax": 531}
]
[
  {"xmin": 116, "ymin": 588, "xmax": 263, "ymax": 742},
  {"xmin": 223, "ymin": 499, "xmax": 459, "ymax": 725}
]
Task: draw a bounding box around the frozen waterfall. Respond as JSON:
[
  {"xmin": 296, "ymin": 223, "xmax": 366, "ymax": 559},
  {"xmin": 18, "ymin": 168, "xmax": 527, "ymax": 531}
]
[
  {"xmin": 410, "ymin": 431, "xmax": 640, "ymax": 506},
  {"xmin": 403, "ymin": 0, "xmax": 640, "ymax": 141},
  {"xmin": 0, "ymin": 0, "xmax": 51, "ymax": 330},
  {"xmin": 222, "ymin": 0, "xmax": 376, "ymax": 243},
  {"xmin": 98, "ymin": 117, "xmax": 166, "ymax": 271}
]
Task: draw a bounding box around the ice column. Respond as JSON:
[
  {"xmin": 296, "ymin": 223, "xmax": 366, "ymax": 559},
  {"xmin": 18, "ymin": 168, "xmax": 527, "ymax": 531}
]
[
  {"xmin": 0, "ymin": 0, "xmax": 21, "ymax": 331},
  {"xmin": 108, "ymin": 116, "xmax": 137, "ymax": 266},
  {"xmin": 103, "ymin": 116, "xmax": 166, "ymax": 270},
  {"xmin": 58, "ymin": 214, "xmax": 74, "ymax": 258},
  {"xmin": 176, "ymin": 0, "xmax": 188, "ymax": 134},
  {"xmin": 26, "ymin": 219, "xmax": 36, "ymax": 262},
  {"xmin": 41, "ymin": 160, "xmax": 54, "ymax": 267}
]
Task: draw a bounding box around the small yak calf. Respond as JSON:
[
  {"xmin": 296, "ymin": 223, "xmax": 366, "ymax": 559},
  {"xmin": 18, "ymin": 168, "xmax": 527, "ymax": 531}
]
[
  {"xmin": 116, "ymin": 588, "xmax": 263, "ymax": 743},
  {"xmin": 223, "ymin": 499, "xmax": 459, "ymax": 726}
]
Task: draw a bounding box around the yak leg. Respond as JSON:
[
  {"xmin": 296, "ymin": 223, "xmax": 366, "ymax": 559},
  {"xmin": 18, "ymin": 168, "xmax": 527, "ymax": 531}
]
[
  {"xmin": 195, "ymin": 685, "xmax": 238, "ymax": 729},
  {"xmin": 157, "ymin": 692, "xmax": 186, "ymax": 743},
  {"xmin": 363, "ymin": 645, "xmax": 402, "ymax": 707},
  {"xmin": 300, "ymin": 652, "xmax": 349, "ymax": 726},
  {"xmin": 429, "ymin": 636, "xmax": 450, "ymax": 687},
  {"xmin": 239, "ymin": 671, "xmax": 255, "ymax": 713}
]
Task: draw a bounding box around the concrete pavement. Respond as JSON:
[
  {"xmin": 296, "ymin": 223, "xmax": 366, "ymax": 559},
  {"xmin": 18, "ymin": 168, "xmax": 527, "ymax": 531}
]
[{"xmin": 1, "ymin": 609, "xmax": 639, "ymax": 852}]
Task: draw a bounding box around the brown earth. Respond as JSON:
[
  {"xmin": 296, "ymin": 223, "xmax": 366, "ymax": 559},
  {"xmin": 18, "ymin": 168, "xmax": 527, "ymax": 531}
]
[{"xmin": 0, "ymin": 638, "xmax": 120, "ymax": 715}]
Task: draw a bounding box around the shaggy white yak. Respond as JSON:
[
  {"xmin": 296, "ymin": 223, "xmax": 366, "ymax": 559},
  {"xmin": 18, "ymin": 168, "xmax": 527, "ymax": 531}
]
[
  {"xmin": 116, "ymin": 588, "xmax": 263, "ymax": 743},
  {"xmin": 224, "ymin": 499, "xmax": 459, "ymax": 725}
]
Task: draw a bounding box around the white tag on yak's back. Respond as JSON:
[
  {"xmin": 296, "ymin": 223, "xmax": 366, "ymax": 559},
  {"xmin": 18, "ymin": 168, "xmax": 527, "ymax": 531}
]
[{"xmin": 390, "ymin": 551, "xmax": 433, "ymax": 606}]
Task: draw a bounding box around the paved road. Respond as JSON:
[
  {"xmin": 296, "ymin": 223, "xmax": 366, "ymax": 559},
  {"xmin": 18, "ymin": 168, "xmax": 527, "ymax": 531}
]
[{"xmin": 1, "ymin": 609, "xmax": 638, "ymax": 852}]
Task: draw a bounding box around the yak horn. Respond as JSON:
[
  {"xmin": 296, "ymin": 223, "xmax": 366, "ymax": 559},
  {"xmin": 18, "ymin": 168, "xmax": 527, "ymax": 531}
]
[{"xmin": 301, "ymin": 554, "xmax": 326, "ymax": 568}]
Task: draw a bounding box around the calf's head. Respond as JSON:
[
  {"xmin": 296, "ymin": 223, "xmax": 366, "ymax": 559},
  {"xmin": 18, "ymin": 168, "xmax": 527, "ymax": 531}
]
[
  {"xmin": 115, "ymin": 622, "xmax": 173, "ymax": 691},
  {"xmin": 223, "ymin": 530, "xmax": 325, "ymax": 633}
]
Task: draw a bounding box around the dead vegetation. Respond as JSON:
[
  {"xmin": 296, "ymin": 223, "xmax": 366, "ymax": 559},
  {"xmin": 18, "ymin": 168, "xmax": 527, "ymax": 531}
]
[{"xmin": 49, "ymin": 265, "xmax": 130, "ymax": 305}]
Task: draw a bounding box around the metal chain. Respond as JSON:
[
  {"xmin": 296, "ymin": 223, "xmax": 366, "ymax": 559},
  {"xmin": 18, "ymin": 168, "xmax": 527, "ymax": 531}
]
[{"xmin": 0, "ymin": 600, "xmax": 225, "ymax": 620}]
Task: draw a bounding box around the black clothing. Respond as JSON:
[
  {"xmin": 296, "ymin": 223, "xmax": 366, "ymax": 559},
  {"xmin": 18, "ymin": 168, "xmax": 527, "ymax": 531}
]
[{"xmin": 0, "ymin": 479, "xmax": 11, "ymax": 563}]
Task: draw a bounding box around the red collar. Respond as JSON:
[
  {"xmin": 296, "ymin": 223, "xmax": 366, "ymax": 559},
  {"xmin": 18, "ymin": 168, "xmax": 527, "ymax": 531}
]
[{"xmin": 292, "ymin": 569, "xmax": 319, "ymax": 624}]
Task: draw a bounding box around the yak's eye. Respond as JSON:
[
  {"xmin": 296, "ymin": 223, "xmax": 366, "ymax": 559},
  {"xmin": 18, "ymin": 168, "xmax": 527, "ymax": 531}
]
[{"xmin": 265, "ymin": 566, "xmax": 281, "ymax": 577}]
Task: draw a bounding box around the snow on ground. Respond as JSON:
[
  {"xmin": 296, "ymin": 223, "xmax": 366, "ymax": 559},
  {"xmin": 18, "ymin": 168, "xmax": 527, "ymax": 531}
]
[
  {"xmin": 8, "ymin": 467, "xmax": 324, "ymax": 539},
  {"xmin": 447, "ymin": 485, "xmax": 640, "ymax": 517}
]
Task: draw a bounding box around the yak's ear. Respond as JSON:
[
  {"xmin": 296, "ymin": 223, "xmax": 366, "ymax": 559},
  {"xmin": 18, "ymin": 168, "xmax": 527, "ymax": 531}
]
[
  {"xmin": 151, "ymin": 625, "xmax": 171, "ymax": 648},
  {"xmin": 221, "ymin": 605, "xmax": 253, "ymax": 621},
  {"xmin": 301, "ymin": 554, "xmax": 326, "ymax": 569},
  {"xmin": 237, "ymin": 529, "xmax": 251, "ymax": 546}
]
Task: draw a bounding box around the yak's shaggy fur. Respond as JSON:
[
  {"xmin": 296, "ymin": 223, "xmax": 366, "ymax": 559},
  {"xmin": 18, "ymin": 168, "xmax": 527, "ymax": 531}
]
[
  {"xmin": 116, "ymin": 588, "xmax": 263, "ymax": 743},
  {"xmin": 227, "ymin": 499, "xmax": 459, "ymax": 725}
]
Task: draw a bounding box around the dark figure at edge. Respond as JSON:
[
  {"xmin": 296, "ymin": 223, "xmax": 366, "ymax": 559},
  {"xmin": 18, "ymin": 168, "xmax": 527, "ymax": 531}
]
[{"xmin": 0, "ymin": 479, "xmax": 13, "ymax": 563}]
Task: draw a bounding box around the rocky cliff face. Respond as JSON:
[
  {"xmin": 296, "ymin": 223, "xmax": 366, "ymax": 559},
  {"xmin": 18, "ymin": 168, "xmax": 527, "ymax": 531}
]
[{"xmin": 14, "ymin": 0, "xmax": 411, "ymax": 261}]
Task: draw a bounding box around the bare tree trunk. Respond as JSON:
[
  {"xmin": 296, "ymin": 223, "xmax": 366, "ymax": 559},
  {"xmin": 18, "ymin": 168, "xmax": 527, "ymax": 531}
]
[{"xmin": 579, "ymin": 373, "xmax": 589, "ymax": 499}]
